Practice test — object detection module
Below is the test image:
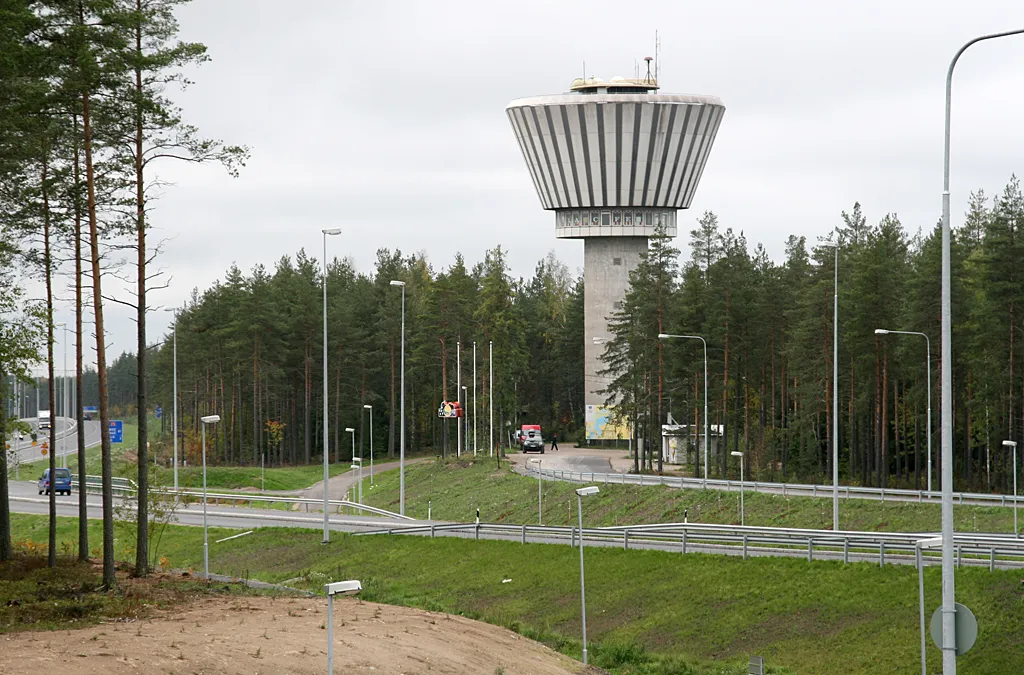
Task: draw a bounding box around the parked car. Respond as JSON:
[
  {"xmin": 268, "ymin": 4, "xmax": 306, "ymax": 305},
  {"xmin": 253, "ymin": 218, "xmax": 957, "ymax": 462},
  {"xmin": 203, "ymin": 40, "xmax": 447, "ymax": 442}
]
[
  {"xmin": 520, "ymin": 424, "xmax": 545, "ymax": 453},
  {"xmin": 38, "ymin": 467, "xmax": 72, "ymax": 496}
]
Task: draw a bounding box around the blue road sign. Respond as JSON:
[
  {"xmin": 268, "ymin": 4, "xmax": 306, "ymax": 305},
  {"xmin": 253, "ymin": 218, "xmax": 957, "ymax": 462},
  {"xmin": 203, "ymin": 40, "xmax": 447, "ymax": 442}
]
[
  {"xmin": 109, "ymin": 420, "xmax": 123, "ymax": 444},
  {"xmin": 155, "ymin": 406, "xmax": 162, "ymax": 419}
]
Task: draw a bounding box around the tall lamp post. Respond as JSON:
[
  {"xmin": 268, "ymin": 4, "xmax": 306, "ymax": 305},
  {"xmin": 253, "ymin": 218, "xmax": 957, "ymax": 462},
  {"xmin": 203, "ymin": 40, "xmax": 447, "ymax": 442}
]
[
  {"xmin": 875, "ymin": 329, "xmax": 932, "ymax": 493},
  {"xmin": 55, "ymin": 322, "xmax": 66, "ymax": 468},
  {"xmin": 364, "ymin": 404, "xmax": 373, "ymax": 485},
  {"xmin": 1004, "ymin": 440, "xmax": 1018, "ymax": 536},
  {"xmin": 345, "ymin": 427, "xmax": 357, "ymax": 503},
  {"xmin": 321, "ymin": 227, "xmax": 342, "ymax": 543},
  {"xmin": 731, "ymin": 450, "xmax": 745, "ymax": 526},
  {"xmin": 473, "ymin": 341, "xmax": 477, "ymax": 457},
  {"xmin": 575, "ymin": 485, "xmax": 599, "ymax": 665},
  {"xmin": 166, "ymin": 309, "xmax": 179, "ymax": 491},
  {"xmin": 818, "ymin": 238, "xmax": 840, "ymax": 532},
  {"xmin": 389, "ymin": 280, "xmax": 406, "ymax": 515},
  {"xmin": 489, "ymin": 341, "xmax": 493, "ymax": 457},
  {"xmin": 199, "ymin": 414, "xmax": 220, "ymax": 579},
  {"xmin": 658, "ymin": 334, "xmax": 709, "ymax": 484},
  {"xmin": 940, "ymin": 30, "xmax": 1024, "ymax": 673}
]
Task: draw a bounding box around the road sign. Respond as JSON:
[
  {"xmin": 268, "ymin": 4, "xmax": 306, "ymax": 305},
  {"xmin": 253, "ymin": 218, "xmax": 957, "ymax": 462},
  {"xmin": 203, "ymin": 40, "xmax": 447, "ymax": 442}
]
[
  {"xmin": 109, "ymin": 420, "xmax": 124, "ymax": 444},
  {"xmin": 155, "ymin": 406, "xmax": 162, "ymax": 419},
  {"xmin": 930, "ymin": 603, "xmax": 978, "ymax": 656},
  {"xmin": 438, "ymin": 401, "xmax": 462, "ymax": 418},
  {"xmin": 41, "ymin": 448, "xmax": 47, "ymax": 456}
]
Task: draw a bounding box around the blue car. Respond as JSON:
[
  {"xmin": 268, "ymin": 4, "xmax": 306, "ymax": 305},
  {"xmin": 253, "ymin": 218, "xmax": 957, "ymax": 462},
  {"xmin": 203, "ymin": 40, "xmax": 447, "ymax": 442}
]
[{"xmin": 38, "ymin": 468, "xmax": 72, "ymax": 496}]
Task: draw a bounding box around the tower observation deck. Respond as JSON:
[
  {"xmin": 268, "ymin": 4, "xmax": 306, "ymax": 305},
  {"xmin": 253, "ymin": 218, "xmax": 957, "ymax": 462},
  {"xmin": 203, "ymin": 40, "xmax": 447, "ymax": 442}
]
[{"xmin": 506, "ymin": 73, "xmax": 725, "ymax": 440}]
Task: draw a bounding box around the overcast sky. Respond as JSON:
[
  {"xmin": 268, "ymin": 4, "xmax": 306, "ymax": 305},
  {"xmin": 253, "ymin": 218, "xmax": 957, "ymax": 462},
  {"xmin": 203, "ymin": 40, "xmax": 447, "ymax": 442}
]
[{"xmin": 42, "ymin": 0, "xmax": 1024, "ymax": 371}]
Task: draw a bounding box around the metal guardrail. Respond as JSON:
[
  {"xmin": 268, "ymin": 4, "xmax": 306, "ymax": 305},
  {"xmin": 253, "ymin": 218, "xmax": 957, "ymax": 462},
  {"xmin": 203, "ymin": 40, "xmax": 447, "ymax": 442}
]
[
  {"xmin": 529, "ymin": 466, "xmax": 1024, "ymax": 508},
  {"xmin": 355, "ymin": 520, "xmax": 1024, "ymax": 570},
  {"xmin": 79, "ymin": 476, "xmax": 411, "ymax": 520}
]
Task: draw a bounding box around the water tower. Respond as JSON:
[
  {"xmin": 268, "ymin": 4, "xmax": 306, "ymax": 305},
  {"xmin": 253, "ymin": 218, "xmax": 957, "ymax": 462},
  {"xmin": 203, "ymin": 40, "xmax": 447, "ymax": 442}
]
[{"xmin": 506, "ymin": 61, "xmax": 725, "ymax": 439}]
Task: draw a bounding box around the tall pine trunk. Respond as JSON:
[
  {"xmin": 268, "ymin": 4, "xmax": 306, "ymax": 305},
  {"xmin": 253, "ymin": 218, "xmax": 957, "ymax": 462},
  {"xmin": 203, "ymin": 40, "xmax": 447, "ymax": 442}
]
[
  {"xmin": 133, "ymin": 13, "xmax": 150, "ymax": 574},
  {"xmin": 72, "ymin": 112, "xmax": 88, "ymax": 561},
  {"xmin": 42, "ymin": 156, "xmax": 58, "ymax": 568}
]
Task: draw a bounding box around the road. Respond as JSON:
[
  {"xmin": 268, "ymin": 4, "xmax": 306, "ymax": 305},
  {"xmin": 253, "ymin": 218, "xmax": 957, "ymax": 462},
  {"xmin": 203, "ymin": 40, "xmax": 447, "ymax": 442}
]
[{"xmin": 5, "ymin": 417, "xmax": 101, "ymax": 476}]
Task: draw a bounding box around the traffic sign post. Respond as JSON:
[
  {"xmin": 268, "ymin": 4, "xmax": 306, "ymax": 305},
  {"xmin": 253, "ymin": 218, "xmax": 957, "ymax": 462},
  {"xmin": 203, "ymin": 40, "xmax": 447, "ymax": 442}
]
[
  {"xmin": 155, "ymin": 406, "xmax": 162, "ymax": 419},
  {"xmin": 930, "ymin": 602, "xmax": 978, "ymax": 657},
  {"xmin": 110, "ymin": 420, "xmax": 124, "ymax": 444}
]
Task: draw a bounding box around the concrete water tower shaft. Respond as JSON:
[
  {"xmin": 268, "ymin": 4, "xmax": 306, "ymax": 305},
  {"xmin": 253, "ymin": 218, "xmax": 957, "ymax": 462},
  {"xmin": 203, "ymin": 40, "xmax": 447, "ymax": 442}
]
[{"xmin": 506, "ymin": 72, "xmax": 725, "ymax": 439}]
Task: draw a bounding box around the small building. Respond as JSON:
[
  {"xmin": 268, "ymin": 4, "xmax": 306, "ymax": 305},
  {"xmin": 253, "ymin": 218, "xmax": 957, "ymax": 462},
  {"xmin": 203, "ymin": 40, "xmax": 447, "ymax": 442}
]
[{"xmin": 661, "ymin": 424, "xmax": 724, "ymax": 467}]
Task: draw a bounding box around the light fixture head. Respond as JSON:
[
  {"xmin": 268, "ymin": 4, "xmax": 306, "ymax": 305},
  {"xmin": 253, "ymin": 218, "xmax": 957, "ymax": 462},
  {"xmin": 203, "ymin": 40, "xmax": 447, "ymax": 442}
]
[
  {"xmin": 730, "ymin": 451, "xmax": 744, "ymax": 457},
  {"xmin": 874, "ymin": 329, "xmax": 889, "ymax": 335},
  {"xmin": 575, "ymin": 486, "xmax": 600, "ymax": 497},
  {"xmin": 345, "ymin": 427, "xmax": 355, "ymax": 433},
  {"xmin": 324, "ymin": 580, "xmax": 362, "ymax": 596},
  {"xmin": 322, "ymin": 228, "xmax": 342, "ymax": 235},
  {"xmin": 200, "ymin": 414, "xmax": 220, "ymax": 424},
  {"xmin": 591, "ymin": 336, "xmax": 604, "ymax": 344},
  {"xmin": 1003, "ymin": 440, "xmax": 1018, "ymax": 448},
  {"xmin": 917, "ymin": 536, "xmax": 944, "ymax": 550},
  {"xmin": 363, "ymin": 404, "xmax": 371, "ymax": 409},
  {"xmin": 657, "ymin": 333, "xmax": 670, "ymax": 339},
  {"xmin": 389, "ymin": 280, "xmax": 405, "ymax": 287}
]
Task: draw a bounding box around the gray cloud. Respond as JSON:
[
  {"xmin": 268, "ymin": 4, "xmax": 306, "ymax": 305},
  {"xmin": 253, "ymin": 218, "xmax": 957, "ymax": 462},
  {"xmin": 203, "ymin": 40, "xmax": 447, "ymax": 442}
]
[{"xmin": 39, "ymin": 0, "xmax": 1024, "ymax": 367}]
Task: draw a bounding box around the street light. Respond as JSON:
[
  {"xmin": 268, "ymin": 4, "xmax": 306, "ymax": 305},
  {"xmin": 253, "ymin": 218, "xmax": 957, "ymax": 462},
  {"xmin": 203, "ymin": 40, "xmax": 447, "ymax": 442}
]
[
  {"xmin": 473, "ymin": 341, "xmax": 477, "ymax": 457},
  {"xmin": 529, "ymin": 457, "xmax": 542, "ymax": 524},
  {"xmin": 345, "ymin": 427, "xmax": 357, "ymax": 504},
  {"xmin": 876, "ymin": 329, "xmax": 932, "ymax": 493},
  {"xmin": 389, "ymin": 280, "xmax": 406, "ymax": 515},
  {"xmin": 165, "ymin": 309, "xmax": 179, "ymax": 491},
  {"xmin": 939, "ymin": 31, "xmax": 1024, "ymax": 673},
  {"xmin": 321, "ymin": 227, "xmax": 342, "ymax": 543},
  {"xmin": 363, "ymin": 404, "xmax": 373, "ymax": 485},
  {"xmin": 731, "ymin": 451, "xmax": 745, "ymax": 526},
  {"xmin": 819, "ymin": 238, "xmax": 840, "ymax": 533},
  {"xmin": 54, "ymin": 322, "xmax": 66, "ymax": 469},
  {"xmin": 489, "ymin": 341, "xmax": 494, "ymax": 458},
  {"xmin": 1004, "ymin": 440, "xmax": 1018, "ymax": 537},
  {"xmin": 325, "ymin": 579, "xmax": 362, "ymax": 675},
  {"xmin": 575, "ymin": 485, "xmax": 599, "ymax": 665},
  {"xmin": 917, "ymin": 536, "xmax": 944, "ymax": 675},
  {"xmin": 199, "ymin": 414, "xmax": 220, "ymax": 579},
  {"xmin": 658, "ymin": 334, "xmax": 709, "ymax": 485},
  {"xmin": 462, "ymin": 385, "xmax": 468, "ymax": 457}
]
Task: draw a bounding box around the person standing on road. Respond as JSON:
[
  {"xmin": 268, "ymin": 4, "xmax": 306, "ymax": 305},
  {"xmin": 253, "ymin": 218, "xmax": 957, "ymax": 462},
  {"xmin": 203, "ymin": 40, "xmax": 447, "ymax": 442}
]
[{"xmin": 550, "ymin": 432, "xmax": 559, "ymax": 452}]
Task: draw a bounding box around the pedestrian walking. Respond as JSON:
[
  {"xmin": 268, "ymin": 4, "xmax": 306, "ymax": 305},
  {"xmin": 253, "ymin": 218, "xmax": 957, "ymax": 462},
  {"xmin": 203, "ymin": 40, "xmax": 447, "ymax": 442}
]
[{"xmin": 550, "ymin": 432, "xmax": 559, "ymax": 452}]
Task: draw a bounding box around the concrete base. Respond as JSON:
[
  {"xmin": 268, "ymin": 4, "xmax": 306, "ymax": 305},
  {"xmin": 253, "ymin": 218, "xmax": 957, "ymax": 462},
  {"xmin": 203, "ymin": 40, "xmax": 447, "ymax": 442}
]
[{"xmin": 584, "ymin": 236, "xmax": 647, "ymax": 411}]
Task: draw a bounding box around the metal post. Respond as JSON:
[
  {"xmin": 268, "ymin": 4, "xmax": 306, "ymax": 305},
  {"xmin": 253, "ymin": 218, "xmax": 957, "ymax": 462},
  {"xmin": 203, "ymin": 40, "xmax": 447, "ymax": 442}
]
[
  {"xmin": 389, "ymin": 279, "xmax": 407, "ymax": 515},
  {"xmin": 473, "ymin": 341, "xmax": 477, "ymax": 456},
  {"xmin": 940, "ymin": 30, "xmax": 1024, "ymax": 673},
  {"xmin": 926, "ymin": 336, "xmax": 932, "ymax": 494},
  {"xmin": 321, "ymin": 230, "xmax": 338, "ymax": 543},
  {"xmin": 833, "ymin": 242, "xmax": 839, "ymax": 533},
  {"xmin": 577, "ymin": 493, "xmax": 588, "ymax": 665},
  {"xmin": 261, "ymin": 453, "xmax": 264, "ymax": 492},
  {"xmin": 918, "ymin": 546, "xmax": 926, "ymax": 675},
  {"xmin": 202, "ymin": 422, "xmax": 208, "ymax": 579},
  {"xmin": 489, "ymin": 341, "xmax": 493, "ymax": 458},
  {"xmin": 327, "ymin": 593, "xmax": 334, "ymax": 674},
  {"xmin": 367, "ymin": 405, "xmax": 373, "ymax": 485},
  {"xmin": 1015, "ymin": 446, "xmax": 1019, "ymax": 537},
  {"xmin": 172, "ymin": 317, "xmax": 178, "ymax": 492},
  {"xmin": 740, "ymin": 454, "xmax": 745, "ymax": 526},
  {"xmin": 456, "ymin": 340, "xmax": 462, "ymax": 457},
  {"xmin": 538, "ymin": 459, "xmax": 543, "ymax": 525}
]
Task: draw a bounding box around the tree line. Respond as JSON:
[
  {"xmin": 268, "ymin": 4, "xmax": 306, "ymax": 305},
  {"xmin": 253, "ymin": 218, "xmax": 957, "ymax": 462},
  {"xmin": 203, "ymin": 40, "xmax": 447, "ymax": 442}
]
[
  {"xmin": 0, "ymin": 0, "xmax": 244, "ymax": 586},
  {"xmin": 602, "ymin": 181, "xmax": 1024, "ymax": 496}
]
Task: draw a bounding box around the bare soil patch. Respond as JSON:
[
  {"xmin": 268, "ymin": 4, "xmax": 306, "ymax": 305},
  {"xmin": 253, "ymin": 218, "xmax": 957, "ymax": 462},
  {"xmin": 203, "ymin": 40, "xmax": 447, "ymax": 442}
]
[{"xmin": 0, "ymin": 594, "xmax": 593, "ymax": 675}]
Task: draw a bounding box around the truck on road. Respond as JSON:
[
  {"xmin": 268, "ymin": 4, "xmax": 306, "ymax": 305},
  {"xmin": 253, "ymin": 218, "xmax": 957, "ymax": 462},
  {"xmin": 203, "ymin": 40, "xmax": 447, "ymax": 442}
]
[{"xmin": 38, "ymin": 410, "xmax": 51, "ymax": 430}]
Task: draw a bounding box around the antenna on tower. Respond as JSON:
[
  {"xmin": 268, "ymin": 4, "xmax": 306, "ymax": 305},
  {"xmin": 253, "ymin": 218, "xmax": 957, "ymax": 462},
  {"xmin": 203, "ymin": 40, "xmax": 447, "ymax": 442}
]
[
  {"xmin": 643, "ymin": 56, "xmax": 653, "ymax": 83},
  {"xmin": 582, "ymin": 59, "xmax": 586, "ymax": 81},
  {"xmin": 654, "ymin": 29, "xmax": 661, "ymax": 81}
]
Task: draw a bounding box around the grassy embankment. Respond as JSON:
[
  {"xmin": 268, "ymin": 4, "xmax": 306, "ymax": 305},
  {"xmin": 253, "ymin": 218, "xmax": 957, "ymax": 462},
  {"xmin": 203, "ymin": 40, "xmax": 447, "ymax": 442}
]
[
  {"xmin": 359, "ymin": 456, "xmax": 1021, "ymax": 534},
  {"xmin": 8, "ymin": 512, "xmax": 1024, "ymax": 674}
]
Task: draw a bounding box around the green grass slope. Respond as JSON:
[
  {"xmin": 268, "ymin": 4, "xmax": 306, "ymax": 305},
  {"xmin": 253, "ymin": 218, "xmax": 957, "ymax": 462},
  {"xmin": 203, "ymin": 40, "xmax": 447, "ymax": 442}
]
[{"xmin": 9, "ymin": 513, "xmax": 1023, "ymax": 674}]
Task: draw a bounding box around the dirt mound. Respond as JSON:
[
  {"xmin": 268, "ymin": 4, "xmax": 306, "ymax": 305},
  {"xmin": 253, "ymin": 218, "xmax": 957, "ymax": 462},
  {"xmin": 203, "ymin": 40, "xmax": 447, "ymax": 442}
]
[{"xmin": 0, "ymin": 594, "xmax": 592, "ymax": 675}]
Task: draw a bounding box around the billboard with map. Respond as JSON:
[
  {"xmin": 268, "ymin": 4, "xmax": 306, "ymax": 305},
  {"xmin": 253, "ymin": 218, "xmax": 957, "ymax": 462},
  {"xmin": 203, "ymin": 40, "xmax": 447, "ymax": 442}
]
[{"xmin": 585, "ymin": 405, "xmax": 629, "ymax": 440}]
